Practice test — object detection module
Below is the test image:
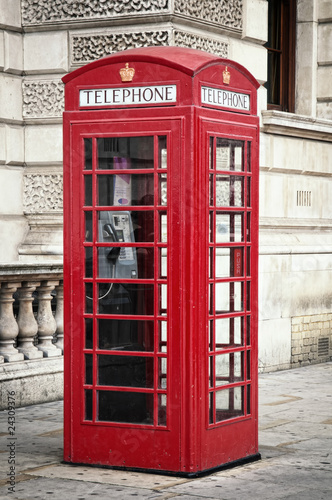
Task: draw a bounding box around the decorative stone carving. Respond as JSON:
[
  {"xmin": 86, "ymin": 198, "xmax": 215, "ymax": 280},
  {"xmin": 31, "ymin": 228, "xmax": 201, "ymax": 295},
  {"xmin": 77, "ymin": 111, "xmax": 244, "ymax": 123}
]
[
  {"xmin": 174, "ymin": 0, "xmax": 243, "ymax": 30},
  {"xmin": 22, "ymin": 0, "xmax": 169, "ymax": 25},
  {"xmin": 23, "ymin": 81, "xmax": 64, "ymax": 119},
  {"xmin": 174, "ymin": 31, "xmax": 229, "ymax": 57},
  {"xmin": 71, "ymin": 31, "xmax": 169, "ymax": 64},
  {"xmin": 24, "ymin": 174, "xmax": 63, "ymax": 214}
]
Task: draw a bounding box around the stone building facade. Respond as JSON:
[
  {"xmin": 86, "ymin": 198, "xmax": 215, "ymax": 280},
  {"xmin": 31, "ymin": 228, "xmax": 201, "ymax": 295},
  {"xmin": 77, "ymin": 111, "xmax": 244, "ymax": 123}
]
[{"xmin": 0, "ymin": 0, "xmax": 331, "ymax": 407}]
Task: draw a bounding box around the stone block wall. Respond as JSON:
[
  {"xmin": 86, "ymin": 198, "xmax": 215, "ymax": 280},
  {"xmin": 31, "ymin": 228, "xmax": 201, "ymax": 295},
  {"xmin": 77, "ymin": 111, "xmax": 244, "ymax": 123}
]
[{"xmin": 291, "ymin": 314, "xmax": 332, "ymax": 367}]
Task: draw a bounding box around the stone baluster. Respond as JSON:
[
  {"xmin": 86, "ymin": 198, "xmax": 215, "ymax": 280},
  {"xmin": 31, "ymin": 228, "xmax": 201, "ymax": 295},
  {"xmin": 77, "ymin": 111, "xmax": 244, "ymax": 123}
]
[
  {"xmin": 17, "ymin": 281, "xmax": 43, "ymax": 360},
  {"xmin": 54, "ymin": 282, "xmax": 64, "ymax": 353},
  {"xmin": 0, "ymin": 282, "xmax": 24, "ymax": 362},
  {"xmin": 36, "ymin": 280, "xmax": 62, "ymax": 357}
]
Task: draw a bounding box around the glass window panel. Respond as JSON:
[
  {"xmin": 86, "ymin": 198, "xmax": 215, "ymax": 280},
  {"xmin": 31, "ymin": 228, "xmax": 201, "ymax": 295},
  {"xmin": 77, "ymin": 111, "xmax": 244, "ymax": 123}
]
[
  {"xmin": 159, "ymin": 284, "xmax": 167, "ymax": 315},
  {"xmin": 209, "ymin": 356, "xmax": 213, "ymax": 388},
  {"xmin": 97, "ymin": 136, "xmax": 154, "ymax": 170},
  {"xmin": 209, "ymin": 283, "xmax": 214, "ymax": 315},
  {"xmin": 97, "ymin": 246, "xmax": 153, "ymax": 279},
  {"xmin": 85, "ymin": 318, "xmax": 93, "ymax": 349},
  {"xmin": 246, "ymin": 212, "xmax": 251, "ymax": 242},
  {"xmin": 209, "ymin": 392, "xmax": 214, "ymax": 424},
  {"xmin": 209, "ymin": 174, "xmax": 214, "ymax": 206},
  {"xmin": 216, "ymin": 142, "xmax": 230, "ymax": 170},
  {"xmin": 209, "ymin": 137, "xmax": 214, "ymax": 170},
  {"xmin": 247, "ymin": 281, "xmax": 251, "ymax": 311},
  {"xmin": 234, "ymin": 146, "xmax": 243, "ymax": 172},
  {"xmin": 215, "ymin": 247, "xmax": 243, "ymax": 278},
  {"xmin": 97, "ymin": 283, "xmax": 154, "ymax": 316},
  {"xmin": 85, "ymin": 390, "xmax": 93, "ymax": 420},
  {"xmin": 159, "ymin": 212, "xmax": 167, "ymax": 243},
  {"xmin": 84, "ymin": 138, "xmax": 92, "ymax": 171},
  {"xmin": 215, "ymin": 317, "xmax": 243, "ymax": 349},
  {"xmin": 247, "ymin": 177, "xmax": 251, "ymax": 207},
  {"xmin": 158, "ymin": 394, "xmax": 167, "ymax": 426},
  {"xmin": 97, "ymin": 390, "xmax": 153, "ymax": 424},
  {"xmin": 84, "ymin": 247, "xmax": 93, "ymax": 278},
  {"xmin": 246, "ymin": 316, "xmax": 251, "ymax": 346},
  {"xmin": 158, "ymin": 136, "xmax": 167, "ymax": 169},
  {"xmin": 159, "ymin": 173, "xmax": 167, "ymax": 206},
  {"xmin": 247, "ymin": 142, "xmax": 251, "ymax": 173},
  {"xmin": 158, "ymin": 321, "xmax": 167, "ymax": 352},
  {"xmin": 158, "ymin": 357, "xmax": 167, "ymax": 389},
  {"xmin": 98, "ymin": 319, "xmax": 154, "ymax": 351},
  {"xmin": 159, "ymin": 248, "xmax": 167, "ymax": 279},
  {"xmin": 216, "ymin": 213, "xmax": 243, "ymax": 243},
  {"xmin": 85, "ymin": 283, "xmax": 93, "ymax": 313},
  {"xmin": 216, "ymin": 175, "xmax": 244, "ymax": 207},
  {"xmin": 97, "ymin": 210, "xmax": 154, "ymax": 244},
  {"xmin": 215, "ymin": 282, "xmax": 244, "ymax": 314},
  {"xmin": 247, "ymin": 384, "xmax": 251, "ymax": 414},
  {"xmin": 84, "ymin": 175, "xmax": 92, "ymax": 206},
  {"xmin": 85, "ymin": 354, "xmax": 93, "ymax": 385},
  {"xmin": 98, "ymin": 354, "xmax": 154, "ymax": 388},
  {"xmin": 85, "ymin": 211, "xmax": 93, "ymax": 242},
  {"xmin": 209, "ymin": 320, "xmax": 214, "ymax": 351},
  {"xmin": 247, "ymin": 350, "xmax": 251, "ymax": 380},
  {"xmin": 215, "ymin": 386, "xmax": 244, "ymax": 422},
  {"xmin": 97, "ymin": 174, "xmax": 154, "ymax": 207},
  {"xmin": 247, "ymin": 246, "xmax": 251, "ymax": 277},
  {"xmin": 215, "ymin": 352, "xmax": 244, "ymax": 387},
  {"xmin": 209, "ymin": 211, "xmax": 214, "ymax": 242}
]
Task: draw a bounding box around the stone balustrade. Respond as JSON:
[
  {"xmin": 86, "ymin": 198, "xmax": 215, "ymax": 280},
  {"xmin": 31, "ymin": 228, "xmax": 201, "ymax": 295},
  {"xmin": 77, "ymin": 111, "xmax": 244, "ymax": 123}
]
[{"xmin": 0, "ymin": 264, "xmax": 63, "ymax": 365}]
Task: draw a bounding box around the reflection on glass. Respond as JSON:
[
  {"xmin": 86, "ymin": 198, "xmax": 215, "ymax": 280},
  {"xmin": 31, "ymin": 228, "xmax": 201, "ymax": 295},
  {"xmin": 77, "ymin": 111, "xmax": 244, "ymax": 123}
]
[
  {"xmin": 159, "ymin": 284, "xmax": 167, "ymax": 315},
  {"xmin": 216, "ymin": 144, "xmax": 230, "ymax": 170},
  {"xmin": 85, "ymin": 318, "xmax": 93, "ymax": 349},
  {"xmin": 215, "ymin": 213, "xmax": 243, "ymax": 242},
  {"xmin": 97, "ymin": 283, "xmax": 154, "ymax": 316},
  {"xmin": 215, "ymin": 247, "xmax": 243, "ymax": 278},
  {"xmin": 85, "ymin": 354, "xmax": 93, "ymax": 384},
  {"xmin": 97, "ymin": 247, "xmax": 154, "ymax": 279},
  {"xmin": 215, "ymin": 139, "xmax": 244, "ymax": 172},
  {"xmin": 85, "ymin": 283, "xmax": 93, "ymax": 313},
  {"xmin": 84, "ymin": 138, "xmax": 92, "ymax": 171},
  {"xmin": 215, "ymin": 386, "xmax": 244, "ymax": 421},
  {"xmin": 158, "ymin": 394, "xmax": 167, "ymax": 426},
  {"xmin": 158, "ymin": 357, "xmax": 167, "ymax": 389},
  {"xmin": 215, "ymin": 317, "xmax": 243, "ymax": 348},
  {"xmin": 85, "ymin": 247, "xmax": 93, "ymax": 278},
  {"xmin": 215, "ymin": 352, "xmax": 244, "ymax": 386},
  {"xmin": 159, "ymin": 248, "xmax": 167, "ymax": 279},
  {"xmin": 215, "ymin": 175, "xmax": 244, "ymax": 207},
  {"xmin": 85, "ymin": 211, "xmax": 92, "ymax": 242},
  {"xmin": 85, "ymin": 175, "xmax": 92, "ymax": 206},
  {"xmin": 209, "ymin": 137, "xmax": 214, "ymax": 170},
  {"xmin": 97, "ymin": 136, "xmax": 154, "ymax": 170},
  {"xmin": 97, "ymin": 210, "xmax": 154, "ymax": 244},
  {"xmin": 246, "ymin": 316, "xmax": 251, "ymax": 346},
  {"xmin": 158, "ymin": 136, "xmax": 167, "ymax": 169},
  {"xmin": 247, "ymin": 142, "xmax": 251, "ymax": 172},
  {"xmin": 98, "ymin": 354, "xmax": 153, "ymax": 388},
  {"xmin": 97, "ymin": 390, "xmax": 153, "ymax": 424},
  {"xmin": 98, "ymin": 319, "xmax": 154, "ymax": 351},
  {"xmin": 158, "ymin": 321, "xmax": 167, "ymax": 352},
  {"xmin": 97, "ymin": 174, "xmax": 154, "ymax": 207},
  {"xmin": 159, "ymin": 173, "xmax": 167, "ymax": 206},
  {"xmin": 215, "ymin": 282, "xmax": 243, "ymax": 313},
  {"xmin": 159, "ymin": 212, "xmax": 167, "ymax": 243},
  {"xmin": 209, "ymin": 392, "xmax": 214, "ymax": 424}
]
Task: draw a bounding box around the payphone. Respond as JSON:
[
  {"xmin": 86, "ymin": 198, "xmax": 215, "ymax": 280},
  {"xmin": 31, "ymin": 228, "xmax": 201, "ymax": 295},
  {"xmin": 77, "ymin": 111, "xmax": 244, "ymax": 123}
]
[{"xmin": 63, "ymin": 46, "xmax": 260, "ymax": 475}]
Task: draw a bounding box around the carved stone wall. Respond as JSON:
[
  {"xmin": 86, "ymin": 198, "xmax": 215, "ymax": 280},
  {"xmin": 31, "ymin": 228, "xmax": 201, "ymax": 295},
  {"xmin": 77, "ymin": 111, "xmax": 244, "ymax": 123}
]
[
  {"xmin": 24, "ymin": 174, "xmax": 63, "ymax": 214},
  {"xmin": 23, "ymin": 81, "xmax": 64, "ymax": 119},
  {"xmin": 174, "ymin": 31, "xmax": 228, "ymax": 57},
  {"xmin": 71, "ymin": 31, "xmax": 169, "ymax": 65},
  {"xmin": 174, "ymin": 0, "xmax": 243, "ymax": 30},
  {"xmin": 22, "ymin": 0, "xmax": 170, "ymax": 25}
]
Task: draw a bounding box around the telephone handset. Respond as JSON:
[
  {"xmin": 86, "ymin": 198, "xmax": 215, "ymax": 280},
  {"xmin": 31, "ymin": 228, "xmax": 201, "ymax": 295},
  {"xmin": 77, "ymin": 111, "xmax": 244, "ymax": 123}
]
[{"xmin": 98, "ymin": 211, "xmax": 137, "ymax": 280}]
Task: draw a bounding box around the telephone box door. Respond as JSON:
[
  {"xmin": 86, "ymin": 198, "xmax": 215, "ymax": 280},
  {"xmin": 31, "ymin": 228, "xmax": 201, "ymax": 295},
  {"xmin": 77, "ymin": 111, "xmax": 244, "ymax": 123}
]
[{"xmin": 64, "ymin": 116, "xmax": 182, "ymax": 471}]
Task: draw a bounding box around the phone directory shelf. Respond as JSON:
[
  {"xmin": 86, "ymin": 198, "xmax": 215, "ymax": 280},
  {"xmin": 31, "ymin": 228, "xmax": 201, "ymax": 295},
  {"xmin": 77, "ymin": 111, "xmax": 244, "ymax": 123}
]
[{"xmin": 63, "ymin": 46, "xmax": 260, "ymax": 475}]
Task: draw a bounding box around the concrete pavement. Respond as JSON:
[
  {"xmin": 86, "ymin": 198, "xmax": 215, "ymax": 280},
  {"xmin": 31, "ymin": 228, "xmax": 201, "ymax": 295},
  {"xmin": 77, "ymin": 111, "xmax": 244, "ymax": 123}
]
[{"xmin": 0, "ymin": 362, "xmax": 331, "ymax": 499}]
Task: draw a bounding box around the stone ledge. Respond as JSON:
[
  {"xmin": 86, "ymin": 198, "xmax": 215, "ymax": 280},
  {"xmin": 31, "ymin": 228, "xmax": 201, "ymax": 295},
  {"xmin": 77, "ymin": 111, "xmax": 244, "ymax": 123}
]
[
  {"xmin": 261, "ymin": 110, "xmax": 332, "ymax": 142},
  {"xmin": 0, "ymin": 357, "xmax": 63, "ymax": 410}
]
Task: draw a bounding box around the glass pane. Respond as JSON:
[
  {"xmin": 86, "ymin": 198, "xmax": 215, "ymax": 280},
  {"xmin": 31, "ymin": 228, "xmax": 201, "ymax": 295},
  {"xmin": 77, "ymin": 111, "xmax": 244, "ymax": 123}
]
[
  {"xmin": 84, "ymin": 175, "xmax": 92, "ymax": 206},
  {"xmin": 84, "ymin": 138, "xmax": 92, "ymax": 170},
  {"xmin": 97, "ymin": 136, "xmax": 154, "ymax": 170},
  {"xmin": 158, "ymin": 357, "xmax": 167, "ymax": 389},
  {"xmin": 234, "ymin": 146, "xmax": 243, "ymax": 172},
  {"xmin": 85, "ymin": 211, "xmax": 93, "ymax": 242},
  {"xmin": 158, "ymin": 136, "xmax": 167, "ymax": 169},
  {"xmin": 85, "ymin": 247, "xmax": 93, "ymax": 278},
  {"xmin": 159, "ymin": 212, "xmax": 167, "ymax": 243},
  {"xmin": 159, "ymin": 284, "xmax": 167, "ymax": 315},
  {"xmin": 209, "ymin": 174, "xmax": 214, "ymax": 206},
  {"xmin": 85, "ymin": 318, "xmax": 93, "ymax": 349},
  {"xmin": 215, "ymin": 386, "xmax": 244, "ymax": 422},
  {"xmin": 97, "ymin": 174, "xmax": 154, "ymax": 207},
  {"xmin": 247, "ymin": 177, "xmax": 251, "ymax": 207},
  {"xmin": 98, "ymin": 354, "xmax": 154, "ymax": 388},
  {"xmin": 246, "ymin": 316, "xmax": 251, "ymax": 346},
  {"xmin": 247, "ymin": 384, "xmax": 251, "ymax": 414},
  {"xmin": 85, "ymin": 390, "xmax": 92, "ymax": 420},
  {"xmin": 215, "ymin": 247, "xmax": 243, "ymax": 278},
  {"xmin": 85, "ymin": 354, "xmax": 93, "ymax": 385},
  {"xmin": 159, "ymin": 248, "xmax": 167, "ymax": 279},
  {"xmin": 97, "ymin": 283, "xmax": 154, "ymax": 316},
  {"xmin": 215, "ymin": 317, "xmax": 243, "ymax": 349},
  {"xmin": 97, "ymin": 246, "xmax": 154, "ymax": 279},
  {"xmin": 247, "ymin": 213, "xmax": 251, "ymax": 242},
  {"xmin": 216, "ymin": 141, "xmax": 230, "ymax": 169},
  {"xmin": 209, "ymin": 392, "xmax": 214, "ymax": 424},
  {"xmin": 98, "ymin": 319, "xmax": 154, "ymax": 351},
  {"xmin": 247, "ymin": 350, "xmax": 251, "ymax": 380},
  {"xmin": 158, "ymin": 394, "xmax": 167, "ymax": 426},
  {"xmin": 215, "ymin": 282, "xmax": 244, "ymax": 313},
  {"xmin": 216, "ymin": 175, "xmax": 244, "ymax": 207},
  {"xmin": 85, "ymin": 283, "xmax": 93, "ymax": 313},
  {"xmin": 215, "ymin": 213, "xmax": 243, "ymax": 243},
  {"xmin": 158, "ymin": 321, "xmax": 167, "ymax": 352},
  {"xmin": 159, "ymin": 173, "xmax": 167, "ymax": 206},
  {"xmin": 97, "ymin": 210, "xmax": 154, "ymax": 244},
  {"xmin": 97, "ymin": 390, "xmax": 153, "ymax": 424},
  {"xmin": 247, "ymin": 142, "xmax": 251, "ymax": 173},
  {"xmin": 215, "ymin": 352, "xmax": 244, "ymax": 386},
  {"xmin": 209, "ymin": 137, "xmax": 214, "ymax": 170}
]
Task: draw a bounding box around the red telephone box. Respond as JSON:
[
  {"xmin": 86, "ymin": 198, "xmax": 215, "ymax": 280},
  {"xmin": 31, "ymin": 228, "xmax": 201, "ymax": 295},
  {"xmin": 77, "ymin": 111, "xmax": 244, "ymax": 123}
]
[{"xmin": 62, "ymin": 46, "xmax": 260, "ymax": 476}]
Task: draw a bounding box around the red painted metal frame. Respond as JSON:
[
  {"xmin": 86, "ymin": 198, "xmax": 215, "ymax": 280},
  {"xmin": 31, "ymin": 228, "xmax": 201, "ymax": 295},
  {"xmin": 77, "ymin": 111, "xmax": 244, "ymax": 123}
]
[{"xmin": 63, "ymin": 47, "xmax": 260, "ymax": 475}]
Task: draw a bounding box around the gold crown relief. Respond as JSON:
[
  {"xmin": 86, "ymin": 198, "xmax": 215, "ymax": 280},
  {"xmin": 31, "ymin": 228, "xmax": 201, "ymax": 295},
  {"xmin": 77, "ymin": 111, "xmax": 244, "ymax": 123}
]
[
  {"xmin": 119, "ymin": 63, "xmax": 135, "ymax": 82},
  {"xmin": 223, "ymin": 66, "xmax": 231, "ymax": 85}
]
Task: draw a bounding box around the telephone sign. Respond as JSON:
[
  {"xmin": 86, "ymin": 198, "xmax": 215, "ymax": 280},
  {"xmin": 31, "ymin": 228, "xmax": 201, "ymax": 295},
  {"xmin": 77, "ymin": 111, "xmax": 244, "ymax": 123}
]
[{"xmin": 63, "ymin": 46, "xmax": 260, "ymax": 476}]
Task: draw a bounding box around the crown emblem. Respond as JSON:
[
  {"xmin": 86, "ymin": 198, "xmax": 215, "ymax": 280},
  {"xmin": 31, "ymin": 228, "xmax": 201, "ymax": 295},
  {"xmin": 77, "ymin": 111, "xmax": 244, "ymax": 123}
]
[
  {"xmin": 223, "ymin": 66, "xmax": 231, "ymax": 85},
  {"xmin": 119, "ymin": 63, "xmax": 135, "ymax": 82}
]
